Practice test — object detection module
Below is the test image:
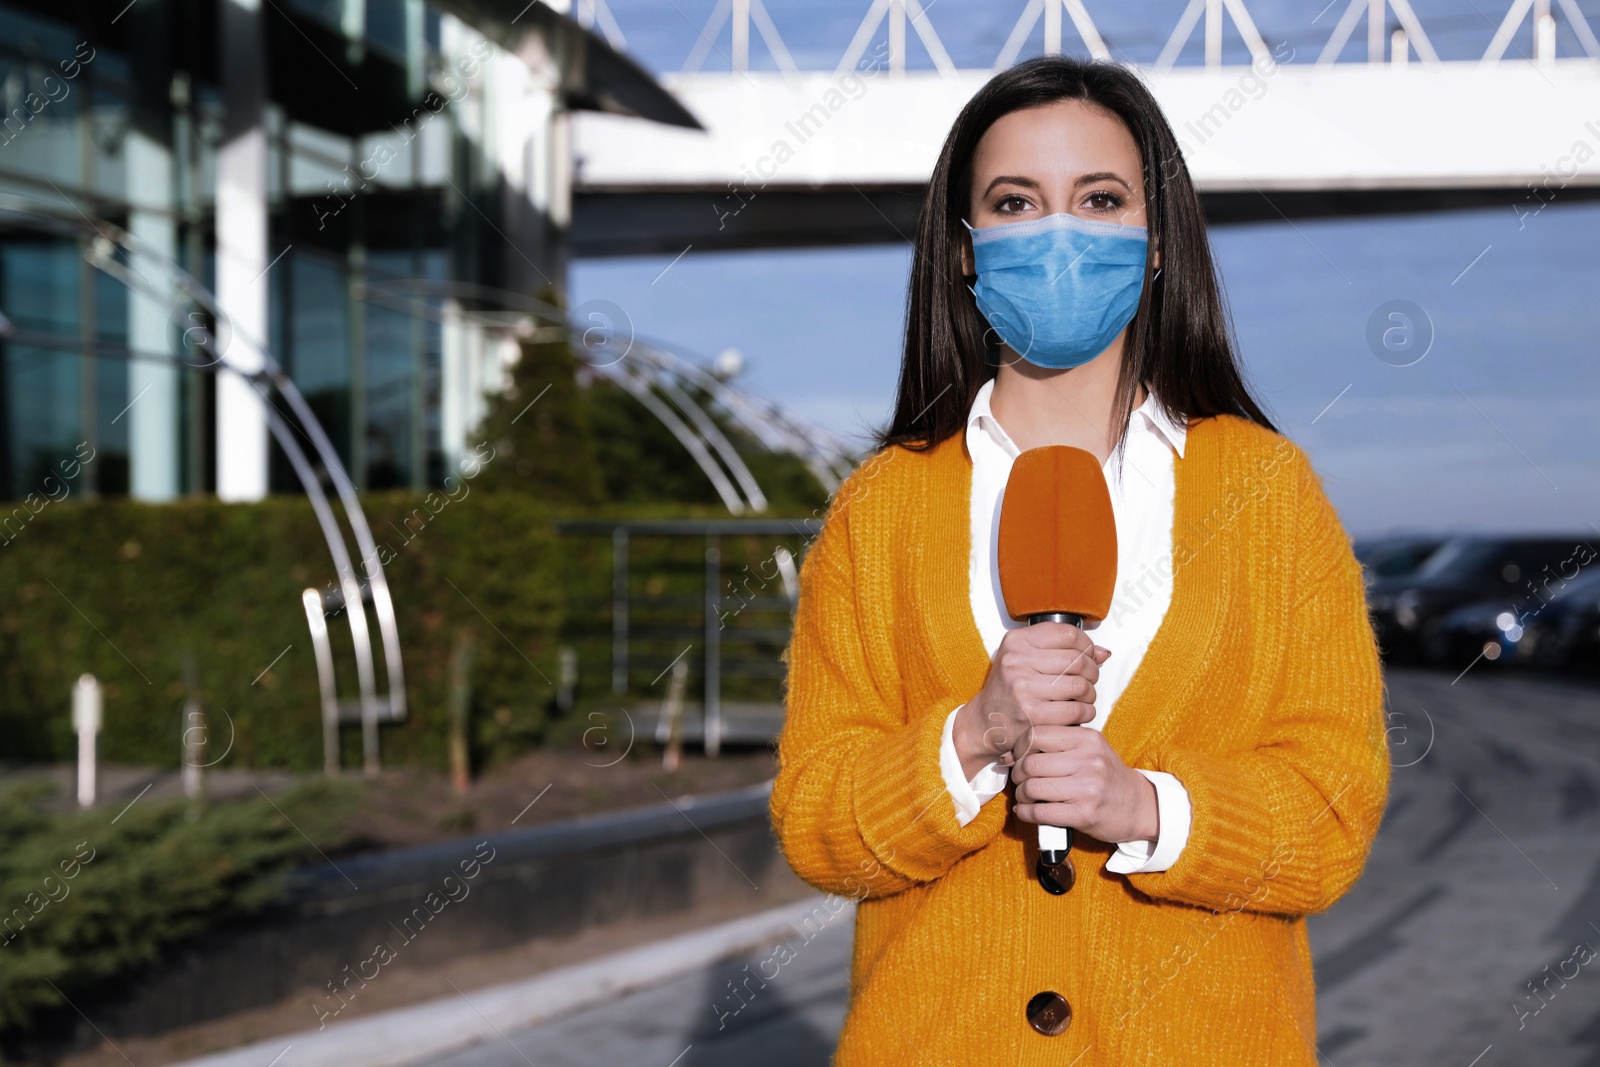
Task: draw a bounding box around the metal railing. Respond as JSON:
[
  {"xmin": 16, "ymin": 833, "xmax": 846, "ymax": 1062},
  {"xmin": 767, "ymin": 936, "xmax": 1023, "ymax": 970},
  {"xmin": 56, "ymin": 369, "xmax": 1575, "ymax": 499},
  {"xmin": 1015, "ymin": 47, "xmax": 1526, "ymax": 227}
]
[{"xmin": 556, "ymin": 517, "xmax": 821, "ymax": 755}]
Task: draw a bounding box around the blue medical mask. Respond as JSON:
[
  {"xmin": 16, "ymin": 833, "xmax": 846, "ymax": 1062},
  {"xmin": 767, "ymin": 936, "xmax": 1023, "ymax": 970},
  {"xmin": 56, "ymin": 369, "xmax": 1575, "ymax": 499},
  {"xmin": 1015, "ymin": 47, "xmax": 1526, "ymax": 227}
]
[{"xmin": 963, "ymin": 212, "xmax": 1152, "ymax": 369}]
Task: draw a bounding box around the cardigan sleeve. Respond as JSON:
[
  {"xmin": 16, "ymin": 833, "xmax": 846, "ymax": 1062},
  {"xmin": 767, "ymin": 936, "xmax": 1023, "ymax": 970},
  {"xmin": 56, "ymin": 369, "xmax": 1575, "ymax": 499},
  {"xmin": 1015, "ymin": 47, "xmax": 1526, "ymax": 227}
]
[
  {"xmin": 769, "ymin": 493, "xmax": 1009, "ymax": 900},
  {"xmin": 1122, "ymin": 448, "xmax": 1390, "ymax": 918}
]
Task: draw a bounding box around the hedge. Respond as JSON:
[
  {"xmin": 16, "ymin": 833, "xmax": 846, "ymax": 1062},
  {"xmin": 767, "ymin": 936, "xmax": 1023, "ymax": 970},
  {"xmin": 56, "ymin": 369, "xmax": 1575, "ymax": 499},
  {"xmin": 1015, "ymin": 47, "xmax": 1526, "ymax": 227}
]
[
  {"xmin": 0, "ymin": 486, "xmax": 826, "ymax": 772},
  {"xmin": 0, "ymin": 488, "xmax": 565, "ymax": 772}
]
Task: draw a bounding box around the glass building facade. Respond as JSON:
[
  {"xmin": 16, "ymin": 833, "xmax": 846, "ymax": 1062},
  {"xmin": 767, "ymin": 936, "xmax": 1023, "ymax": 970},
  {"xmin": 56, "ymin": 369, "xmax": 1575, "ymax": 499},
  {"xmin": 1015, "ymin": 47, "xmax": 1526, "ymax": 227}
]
[{"xmin": 0, "ymin": 0, "xmax": 693, "ymax": 502}]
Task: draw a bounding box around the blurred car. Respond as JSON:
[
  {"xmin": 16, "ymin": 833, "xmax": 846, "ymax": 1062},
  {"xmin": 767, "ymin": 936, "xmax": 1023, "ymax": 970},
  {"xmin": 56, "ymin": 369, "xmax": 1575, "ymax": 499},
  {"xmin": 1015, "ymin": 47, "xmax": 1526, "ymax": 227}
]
[
  {"xmin": 1366, "ymin": 535, "xmax": 1597, "ymax": 663},
  {"xmin": 1422, "ymin": 566, "xmax": 1600, "ymax": 672},
  {"xmin": 1354, "ymin": 536, "xmax": 1443, "ymax": 582},
  {"xmin": 1520, "ymin": 567, "xmax": 1600, "ymax": 674}
]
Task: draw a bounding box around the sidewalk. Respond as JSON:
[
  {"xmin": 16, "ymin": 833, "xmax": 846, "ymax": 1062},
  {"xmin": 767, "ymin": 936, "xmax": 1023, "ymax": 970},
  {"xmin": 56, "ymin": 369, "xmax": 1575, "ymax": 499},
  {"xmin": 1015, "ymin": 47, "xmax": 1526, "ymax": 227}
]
[{"xmin": 165, "ymin": 896, "xmax": 845, "ymax": 1067}]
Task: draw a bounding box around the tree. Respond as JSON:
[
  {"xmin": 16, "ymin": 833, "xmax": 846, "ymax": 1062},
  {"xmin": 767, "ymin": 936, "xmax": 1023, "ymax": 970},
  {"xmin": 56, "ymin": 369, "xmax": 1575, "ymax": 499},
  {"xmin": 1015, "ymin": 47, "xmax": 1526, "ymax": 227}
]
[{"xmin": 472, "ymin": 286, "xmax": 831, "ymax": 513}]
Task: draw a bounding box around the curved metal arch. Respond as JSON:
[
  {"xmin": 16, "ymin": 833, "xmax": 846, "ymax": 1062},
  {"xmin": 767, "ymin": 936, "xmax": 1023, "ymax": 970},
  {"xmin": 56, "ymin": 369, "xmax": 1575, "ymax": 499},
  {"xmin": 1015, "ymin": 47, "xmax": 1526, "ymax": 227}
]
[
  {"xmin": 353, "ymin": 277, "xmax": 859, "ymax": 507},
  {"xmin": 651, "ymin": 374, "xmax": 768, "ymax": 511},
  {"xmin": 353, "ymin": 279, "xmax": 772, "ymax": 511},
  {"xmin": 589, "ymin": 330, "xmax": 862, "ymax": 498},
  {"xmin": 610, "ymin": 364, "xmax": 749, "ymax": 512},
  {"xmin": 0, "ymin": 193, "xmax": 404, "ymax": 737},
  {"xmin": 0, "ymin": 324, "xmax": 386, "ymax": 757},
  {"xmin": 556, "ymin": 307, "xmax": 860, "ymax": 491},
  {"xmin": 635, "ymin": 350, "xmax": 858, "ymax": 494}
]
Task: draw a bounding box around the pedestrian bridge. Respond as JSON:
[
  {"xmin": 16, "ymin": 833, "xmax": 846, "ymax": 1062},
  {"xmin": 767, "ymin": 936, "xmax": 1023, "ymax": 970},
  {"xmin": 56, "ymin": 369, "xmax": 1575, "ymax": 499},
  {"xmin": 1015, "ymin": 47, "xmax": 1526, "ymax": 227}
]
[{"xmin": 566, "ymin": 0, "xmax": 1600, "ymax": 255}]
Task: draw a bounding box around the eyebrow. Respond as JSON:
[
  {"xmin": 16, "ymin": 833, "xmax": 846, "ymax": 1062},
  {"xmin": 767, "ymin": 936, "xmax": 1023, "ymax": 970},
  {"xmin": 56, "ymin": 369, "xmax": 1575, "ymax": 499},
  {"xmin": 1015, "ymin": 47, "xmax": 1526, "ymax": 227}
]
[{"xmin": 982, "ymin": 171, "xmax": 1134, "ymax": 196}]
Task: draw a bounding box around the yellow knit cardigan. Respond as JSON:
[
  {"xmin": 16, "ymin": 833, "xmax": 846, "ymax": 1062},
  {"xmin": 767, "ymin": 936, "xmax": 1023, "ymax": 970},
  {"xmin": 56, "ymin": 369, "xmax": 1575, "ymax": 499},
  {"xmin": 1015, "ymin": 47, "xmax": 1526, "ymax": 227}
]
[{"xmin": 770, "ymin": 413, "xmax": 1390, "ymax": 1066}]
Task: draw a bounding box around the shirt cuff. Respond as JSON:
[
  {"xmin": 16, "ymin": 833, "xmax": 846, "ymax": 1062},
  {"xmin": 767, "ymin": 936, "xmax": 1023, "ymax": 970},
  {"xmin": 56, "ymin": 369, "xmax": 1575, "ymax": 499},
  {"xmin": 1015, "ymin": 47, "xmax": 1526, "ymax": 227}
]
[
  {"xmin": 939, "ymin": 705, "xmax": 1010, "ymax": 827},
  {"xmin": 1105, "ymin": 769, "xmax": 1192, "ymax": 875}
]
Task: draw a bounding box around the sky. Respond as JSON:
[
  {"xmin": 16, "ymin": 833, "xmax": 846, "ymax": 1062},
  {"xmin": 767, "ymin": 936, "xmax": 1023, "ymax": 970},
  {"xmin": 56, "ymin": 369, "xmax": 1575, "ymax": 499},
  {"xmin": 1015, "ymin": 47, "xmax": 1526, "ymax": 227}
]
[{"xmin": 570, "ymin": 0, "xmax": 1600, "ymax": 539}]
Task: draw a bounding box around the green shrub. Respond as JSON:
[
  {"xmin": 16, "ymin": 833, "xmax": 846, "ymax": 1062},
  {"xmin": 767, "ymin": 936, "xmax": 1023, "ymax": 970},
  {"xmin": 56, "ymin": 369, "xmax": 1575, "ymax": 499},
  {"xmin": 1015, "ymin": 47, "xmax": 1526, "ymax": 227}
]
[{"xmin": 0, "ymin": 779, "xmax": 358, "ymax": 1032}]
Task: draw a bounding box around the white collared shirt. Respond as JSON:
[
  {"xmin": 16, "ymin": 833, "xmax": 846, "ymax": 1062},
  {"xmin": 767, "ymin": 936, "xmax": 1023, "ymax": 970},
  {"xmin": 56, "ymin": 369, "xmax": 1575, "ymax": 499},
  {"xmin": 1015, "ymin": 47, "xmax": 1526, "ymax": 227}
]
[{"xmin": 937, "ymin": 376, "xmax": 1193, "ymax": 874}]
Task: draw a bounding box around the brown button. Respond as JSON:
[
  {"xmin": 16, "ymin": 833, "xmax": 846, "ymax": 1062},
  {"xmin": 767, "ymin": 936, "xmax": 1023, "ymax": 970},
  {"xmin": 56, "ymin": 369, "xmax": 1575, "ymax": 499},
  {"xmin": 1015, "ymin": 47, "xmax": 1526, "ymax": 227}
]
[{"xmin": 1026, "ymin": 990, "xmax": 1072, "ymax": 1036}]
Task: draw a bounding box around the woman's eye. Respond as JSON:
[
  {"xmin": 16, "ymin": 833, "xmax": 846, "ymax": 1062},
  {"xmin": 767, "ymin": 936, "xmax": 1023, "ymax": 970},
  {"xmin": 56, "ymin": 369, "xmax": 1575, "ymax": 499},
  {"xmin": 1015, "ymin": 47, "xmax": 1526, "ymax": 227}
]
[
  {"xmin": 995, "ymin": 194, "xmax": 1030, "ymax": 214},
  {"xmin": 1085, "ymin": 191, "xmax": 1124, "ymax": 213}
]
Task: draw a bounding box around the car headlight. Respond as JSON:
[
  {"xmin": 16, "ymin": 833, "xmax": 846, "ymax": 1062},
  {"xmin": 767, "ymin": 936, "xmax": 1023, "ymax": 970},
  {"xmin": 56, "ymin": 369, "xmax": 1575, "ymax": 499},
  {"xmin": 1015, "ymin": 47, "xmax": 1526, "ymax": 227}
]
[{"xmin": 1494, "ymin": 611, "xmax": 1526, "ymax": 642}]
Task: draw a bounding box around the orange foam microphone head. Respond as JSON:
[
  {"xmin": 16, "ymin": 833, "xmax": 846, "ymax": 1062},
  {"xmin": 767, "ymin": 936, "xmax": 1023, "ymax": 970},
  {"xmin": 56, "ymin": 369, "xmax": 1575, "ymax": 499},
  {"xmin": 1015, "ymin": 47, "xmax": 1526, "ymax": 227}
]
[{"xmin": 997, "ymin": 445, "xmax": 1118, "ymax": 624}]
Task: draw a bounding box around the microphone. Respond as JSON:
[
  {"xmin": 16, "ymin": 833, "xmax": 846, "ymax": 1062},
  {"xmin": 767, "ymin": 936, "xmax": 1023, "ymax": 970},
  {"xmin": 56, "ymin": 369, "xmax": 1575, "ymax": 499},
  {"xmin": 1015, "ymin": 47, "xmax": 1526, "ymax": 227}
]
[{"xmin": 997, "ymin": 445, "xmax": 1118, "ymax": 895}]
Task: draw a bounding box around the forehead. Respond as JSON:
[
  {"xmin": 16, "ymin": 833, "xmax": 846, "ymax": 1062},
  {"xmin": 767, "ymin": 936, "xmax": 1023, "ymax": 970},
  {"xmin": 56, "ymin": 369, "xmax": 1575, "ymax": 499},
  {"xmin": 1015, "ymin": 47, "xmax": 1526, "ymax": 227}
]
[{"xmin": 971, "ymin": 99, "xmax": 1143, "ymax": 184}]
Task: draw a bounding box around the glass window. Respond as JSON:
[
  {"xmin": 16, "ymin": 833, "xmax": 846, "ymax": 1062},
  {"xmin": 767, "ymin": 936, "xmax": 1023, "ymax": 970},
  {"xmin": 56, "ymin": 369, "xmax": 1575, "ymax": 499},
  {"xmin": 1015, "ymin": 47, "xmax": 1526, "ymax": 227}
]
[
  {"xmin": 0, "ymin": 54, "xmax": 86, "ymax": 187},
  {"xmin": 364, "ymin": 250, "xmax": 417, "ymax": 489},
  {"xmin": 1416, "ymin": 538, "xmax": 1497, "ymax": 580},
  {"xmin": 285, "ymin": 249, "xmax": 352, "ymax": 472},
  {"xmin": 421, "ymin": 247, "xmax": 444, "ymax": 485},
  {"xmin": 1506, "ymin": 540, "xmax": 1596, "ymax": 586},
  {"xmin": 286, "ymin": 0, "xmax": 343, "ymax": 32},
  {"xmin": 366, "ymin": 0, "xmax": 410, "ymax": 60},
  {"xmin": 93, "ymin": 267, "xmax": 130, "ymax": 495},
  {"xmin": 1, "ymin": 239, "xmax": 82, "ymax": 499}
]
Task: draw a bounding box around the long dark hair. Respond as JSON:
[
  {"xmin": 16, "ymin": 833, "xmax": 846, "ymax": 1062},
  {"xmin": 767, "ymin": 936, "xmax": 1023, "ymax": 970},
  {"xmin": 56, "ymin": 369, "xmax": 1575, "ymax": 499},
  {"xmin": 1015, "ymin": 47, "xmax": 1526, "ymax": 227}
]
[{"xmin": 875, "ymin": 55, "xmax": 1276, "ymax": 456}]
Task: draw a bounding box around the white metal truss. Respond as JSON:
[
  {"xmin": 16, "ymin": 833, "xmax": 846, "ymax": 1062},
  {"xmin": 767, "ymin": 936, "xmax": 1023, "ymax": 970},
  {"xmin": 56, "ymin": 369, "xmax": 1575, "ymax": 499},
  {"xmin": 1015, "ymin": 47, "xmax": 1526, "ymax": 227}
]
[
  {"xmin": 682, "ymin": 0, "xmax": 801, "ymax": 74},
  {"xmin": 1316, "ymin": 0, "xmax": 1441, "ymax": 65},
  {"xmin": 836, "ymin": 0, "xmax": 957, "ymax": 78},
  {"xmin": 1483, "ymin": 0, "xmax": 1600, "ymax": 61},
  {"xmin": 595, "ymin": 0, "xmax": 1600, "ymax": 74},
  {"xmin": 1156, "ymin": 0, "xmax": 1272, "ymax": 70},
  {"xmin": 996, "ymin": 0, "xmax": 1110, "ymax": 68},
  {"xmin": 573, "ymin": 0, "xmax": 628, "ymax": 52}
]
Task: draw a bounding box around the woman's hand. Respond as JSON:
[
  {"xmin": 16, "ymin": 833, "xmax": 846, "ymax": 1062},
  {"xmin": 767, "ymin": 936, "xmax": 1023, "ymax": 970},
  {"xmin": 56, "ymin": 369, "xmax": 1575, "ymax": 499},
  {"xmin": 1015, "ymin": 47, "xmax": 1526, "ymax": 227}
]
[
  {"xmin": 1010, "ymin": 728, "xmax": 1159, "ymax": 845},
  {"xmin": 951, "ymin": 622, "xmax": 1109, "ymax": 780}
]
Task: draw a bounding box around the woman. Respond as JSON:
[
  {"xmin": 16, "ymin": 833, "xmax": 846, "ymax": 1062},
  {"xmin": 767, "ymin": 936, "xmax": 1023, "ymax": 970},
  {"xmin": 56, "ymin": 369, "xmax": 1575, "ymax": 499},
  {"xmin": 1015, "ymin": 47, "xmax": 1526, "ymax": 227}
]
[{"xmin": 770, "ymin": 55, "xmax": 1389, "ymax": 1065}]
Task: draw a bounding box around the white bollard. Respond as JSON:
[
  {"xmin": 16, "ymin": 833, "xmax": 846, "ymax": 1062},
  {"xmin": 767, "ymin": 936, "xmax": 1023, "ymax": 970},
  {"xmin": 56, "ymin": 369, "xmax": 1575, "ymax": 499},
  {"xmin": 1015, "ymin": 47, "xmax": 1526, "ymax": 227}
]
[
  {"xmin": 73, "ymin": 674, "xmax": 101, "ymax": 808},
  {"xmin": 182, "ymin": 698, "xmax": 204, "ymax": 800}
]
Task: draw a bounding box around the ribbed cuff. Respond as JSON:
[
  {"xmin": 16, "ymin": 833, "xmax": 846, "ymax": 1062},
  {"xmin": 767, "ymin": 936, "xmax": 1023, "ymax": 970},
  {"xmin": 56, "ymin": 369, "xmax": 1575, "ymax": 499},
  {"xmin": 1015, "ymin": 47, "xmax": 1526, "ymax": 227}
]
[
  {"xmin": 854, "ymin": 697, "xmax": 1010, "ymax": 882},
  {"xmin": 1125, "ymin": 747, "xmax": 1299, "ymax": 908}
]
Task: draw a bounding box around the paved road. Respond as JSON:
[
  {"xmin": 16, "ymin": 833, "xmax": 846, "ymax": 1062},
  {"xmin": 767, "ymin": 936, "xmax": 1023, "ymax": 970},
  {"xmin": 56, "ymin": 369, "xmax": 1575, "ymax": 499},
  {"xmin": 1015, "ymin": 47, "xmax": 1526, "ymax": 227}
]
[
  {"xmin": 427, "ymin": 667, "xmax": 1600, "ymax": 1067},
  {"xmin": 427, "ymin": 912, "xmax": 852, "ymax": 1067},
  {"xmin": 1312, "ymin": 666, "xmax": 1600, "ymax": 1067}
]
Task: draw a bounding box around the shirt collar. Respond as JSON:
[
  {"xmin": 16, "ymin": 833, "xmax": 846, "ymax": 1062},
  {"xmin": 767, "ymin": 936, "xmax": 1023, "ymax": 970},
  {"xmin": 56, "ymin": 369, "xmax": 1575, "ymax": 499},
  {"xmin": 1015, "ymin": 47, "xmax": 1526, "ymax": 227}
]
[{"xmin": 965, "ymin": 375, "xmax": 1188, "ymax": 460}]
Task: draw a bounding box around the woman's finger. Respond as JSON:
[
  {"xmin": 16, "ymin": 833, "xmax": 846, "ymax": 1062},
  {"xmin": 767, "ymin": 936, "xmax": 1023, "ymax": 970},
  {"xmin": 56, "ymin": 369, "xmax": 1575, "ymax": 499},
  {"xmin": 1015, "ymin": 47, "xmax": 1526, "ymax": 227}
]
[
  {"xmin": 1013, "ymin": 800, "xmax": 1096, "ymax": 829},
  {"xmin": 1021, "ymin": 645, "xmax": 1104, "ymax": 684},
  {"xmin": 1017, "ymin": 621, "xmax": 1097, "ymax": 655},
  {"xmin": 1006, "ymin": 703, "xmax": 1098, "ymax": 757},
  {"xmin": 1013, "ymin": 726, "xmax": 1097, "ymax": 762},
  {"xmin": 1018, "ymin": 670, "xmax": 1096, "ymax": 705}
]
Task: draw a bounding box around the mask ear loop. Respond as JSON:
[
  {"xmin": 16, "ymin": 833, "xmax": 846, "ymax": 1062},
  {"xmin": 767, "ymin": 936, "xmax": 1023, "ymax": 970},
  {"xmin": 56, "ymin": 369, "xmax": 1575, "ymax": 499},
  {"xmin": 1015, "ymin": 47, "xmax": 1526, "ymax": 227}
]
[
  {"xmin": 961, "ymin": 217, "xmax": 979, "ymax": 286},
  {"xmin": 961, "ymin": 217, "xmax": 1001, "ymax": 368}
]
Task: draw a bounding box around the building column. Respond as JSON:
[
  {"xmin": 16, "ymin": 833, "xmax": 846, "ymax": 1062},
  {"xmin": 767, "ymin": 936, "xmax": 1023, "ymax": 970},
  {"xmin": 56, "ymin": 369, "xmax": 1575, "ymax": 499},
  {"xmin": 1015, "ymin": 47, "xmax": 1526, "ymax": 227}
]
[
  {"xmin": 440, "ymin": 298, "xmax": 473, "ymax": 477},
  {"xmin": 126, "ymin": 131, "xmax": 179, "ymax": 502},
  {"xmin": 215, "ymin": 0, "xmax": 270, "ymax": 501}
]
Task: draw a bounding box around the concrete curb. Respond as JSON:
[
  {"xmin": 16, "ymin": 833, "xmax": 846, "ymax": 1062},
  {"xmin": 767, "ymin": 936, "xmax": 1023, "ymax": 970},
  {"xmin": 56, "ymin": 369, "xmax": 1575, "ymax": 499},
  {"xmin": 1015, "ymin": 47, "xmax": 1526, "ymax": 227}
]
[
  {"xmin": 164, "ymin": 894, "xmax": 846, "ymax": 1067},
  {"xmin": 112, "ymin": 780, "xmax": 785, "ymax": 1033}
]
